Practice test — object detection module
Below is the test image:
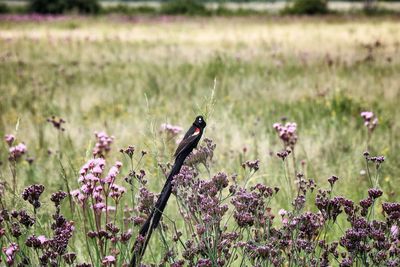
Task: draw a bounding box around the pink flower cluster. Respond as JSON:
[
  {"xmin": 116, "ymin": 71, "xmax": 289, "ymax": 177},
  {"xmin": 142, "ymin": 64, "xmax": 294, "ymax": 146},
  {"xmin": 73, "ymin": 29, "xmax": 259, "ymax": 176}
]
[
  {"xmin": 93, "ymin": 131, "xmax": 114, "ymax": 157},
  {"xmin": 71, "ymin": 159, "xmax": 125, "ymax": 209},
  {"xmin": 273, "ymin": 122, "xmax": 298, "ymax": 149},
  {"xmin": 160, "ymin": 123, "xmax": 183, "ymax": 136},
  {"xmin": 360, "ymin": 111, "xmax": 378, "ymax": 132},
  {"xmin": 8, "ymin": 143, "xmax": 27, "ymax": 161},
  {"xmin": 3, "ymin": 243, "xmax": 19, "ymax": 265}
]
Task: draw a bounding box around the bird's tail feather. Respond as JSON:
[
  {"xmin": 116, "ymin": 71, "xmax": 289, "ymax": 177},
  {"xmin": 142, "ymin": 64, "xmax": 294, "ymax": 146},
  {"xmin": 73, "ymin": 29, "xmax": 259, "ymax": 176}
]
[{"xmin": 130, "ymin": 155, "xmax": 185, "ymax": 266}]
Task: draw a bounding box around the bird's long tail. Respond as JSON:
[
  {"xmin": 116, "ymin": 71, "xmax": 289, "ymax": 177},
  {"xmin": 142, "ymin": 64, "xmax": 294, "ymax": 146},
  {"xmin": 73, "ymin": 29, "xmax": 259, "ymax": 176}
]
[{"xmin": 130, "ymin": 155, "xmax": 185, "ymax": 266}]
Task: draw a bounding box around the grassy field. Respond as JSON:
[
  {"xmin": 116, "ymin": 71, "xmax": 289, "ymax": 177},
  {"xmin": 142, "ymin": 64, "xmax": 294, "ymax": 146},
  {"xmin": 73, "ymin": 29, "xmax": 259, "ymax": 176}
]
[{"xmin": 0, "ymin": 16, "xmax": 400, "ymax": 266}]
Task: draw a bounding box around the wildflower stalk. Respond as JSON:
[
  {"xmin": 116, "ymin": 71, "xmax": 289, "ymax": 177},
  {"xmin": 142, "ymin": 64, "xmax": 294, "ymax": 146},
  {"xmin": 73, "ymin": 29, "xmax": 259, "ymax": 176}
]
[
  {"xmin": 282, "ymin": 160, "xmax": 293, "ymax": 208},
  {"xmin": 365, "ymin": 157, "xmax": 373, "ymax": 187},
  {"xmin": 9, "ymin": 159, "xmax": 17, "ymax": 206},
  {"xmin": 58, "ymin": 158, "xmax": 74, "ymax": 214},
  {"xmin": 291, "ymin": 148, "xmax": 298, "ymax": 179},
  {"xmin": 82, "ymin": 207, "xmax": 95, "ymax": 266}
]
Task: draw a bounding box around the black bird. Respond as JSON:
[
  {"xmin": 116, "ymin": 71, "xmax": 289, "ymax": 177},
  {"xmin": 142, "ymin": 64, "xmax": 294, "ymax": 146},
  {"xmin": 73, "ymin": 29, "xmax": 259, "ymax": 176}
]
[{"xmin": 130, "ymin": 115, "xmax": 207, "ymax": 266}]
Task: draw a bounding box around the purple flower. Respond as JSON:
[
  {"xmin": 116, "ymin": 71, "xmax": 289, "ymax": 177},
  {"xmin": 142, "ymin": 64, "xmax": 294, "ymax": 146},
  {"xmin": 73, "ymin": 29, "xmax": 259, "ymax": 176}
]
[
  {"xmin": 328, "ymin": 175, "xmax": 339, "ymax": 187},
  {"xmin": 138, "ymin": 187, "xmax": 155, "ymax": 215},
  {"xmin": 391, "ymin": 225, "xmax": 399, "ymax": 239},
  {"xmin": 368, "ymin": 188, "xmax": 383, "ymax": 199},
  {"xmin": 25, "ymin": 235, "xmax": 44, "ymax": 248},
  {"xmin": 360, "ymin": 111, "xmax": 378, "ymax": 132},
  {"xmin": 93, "ymin": 202, "xmax": 106, "ymax": 213},
  {"xmin": 4, "ymin": 134, "xmax": 15, "ymax": 146},
  {"xmin": 3, "ymin": 243, "xmax": 19, "ymax": 265},
  {"xmin": 360, "ymin": 111, "xmax": 374, "ymax": 120},
  {"xmin": 103, "ymin": 161, "xmax": 122, "ymax": 184},
  {"xmin": 8, "ymin": 142, "xmax": 27, "ymax": 161},
  {"xmin": 273, "ymin": 122, "xmax": 298, "ymax": 149},
  {"xmin": 277, "ymin": 149, "xmax": 291, "ymax": 160},
  {"xmin": 79, "ymin": 158, "xmax": 106, "ymax": 177},
  {"xmin": 186, "ymin": 138, "xmax": 216, "ymax": 166},
  {"xmin": 369, "ymin": 156, "xmax": 385, "ymax": 165},
  {"xmin": 70, "ymin": 189, "xmax": 87, "ymax": 205},
  {"xmin": 93, "ymin": 131, "xmax": 114, "ymax": 157},
  {"xmin": 120, "ymin": 229, "xmax": 132, "ymax": 243},
  {"xmin": 37, "ymin": 235, "xmax": 47, "ymax": 244},
  {"xmin": 63, "ymin": 252, "xmax": 76, "ymax": 264},
  {"xmin": 212, "ymin": 172, "xmax": 229, "ymax": 190},
  {"xmin": 120, "ymin": 145, "xmax": 135, "ymax": 158},
  {"xmin": 50, "ymin": 191, "xmax": 67, "ymax": 206},
  {"xmin": 196, "ymin": 258, "xmax": 212, "ymax": 267},
  {"xmin": 160, "ymin": 123, "xmax": 183, "ymax": 136},
  {"xmin": 19, "ymin": 210, "xmax": 35, "ymax": 227},
  {"xmin": 242, "ymin": 159, "xmax": 260, "ymax": 172},
  {"xmin": 360, "ymin": 197, "xmax": 373, "ymax": 209},
  {"xmin": 102, "ymin": 255, "xmax": 115, "ymax": 266},
  {"xmin": 47, "ymin": 116, "xmax": 66, "ymax": 131},
  {"xmin": 382, "ymin": 202, "xmax": 400, "ymax": 221},
  {"xmin": 109, "ymin": 184, "xmax": 126, "ymax": 202},
  {"xmin": 340, "ymin": 257, "xmax": 353, "ymax": 267},
  {"xmin": 22, "ymin": 184, "xmax": 45, "ymax": 209},
  {"xmin": 278, "ymin": 209, "xmax": 287, "ymax": 216}
]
